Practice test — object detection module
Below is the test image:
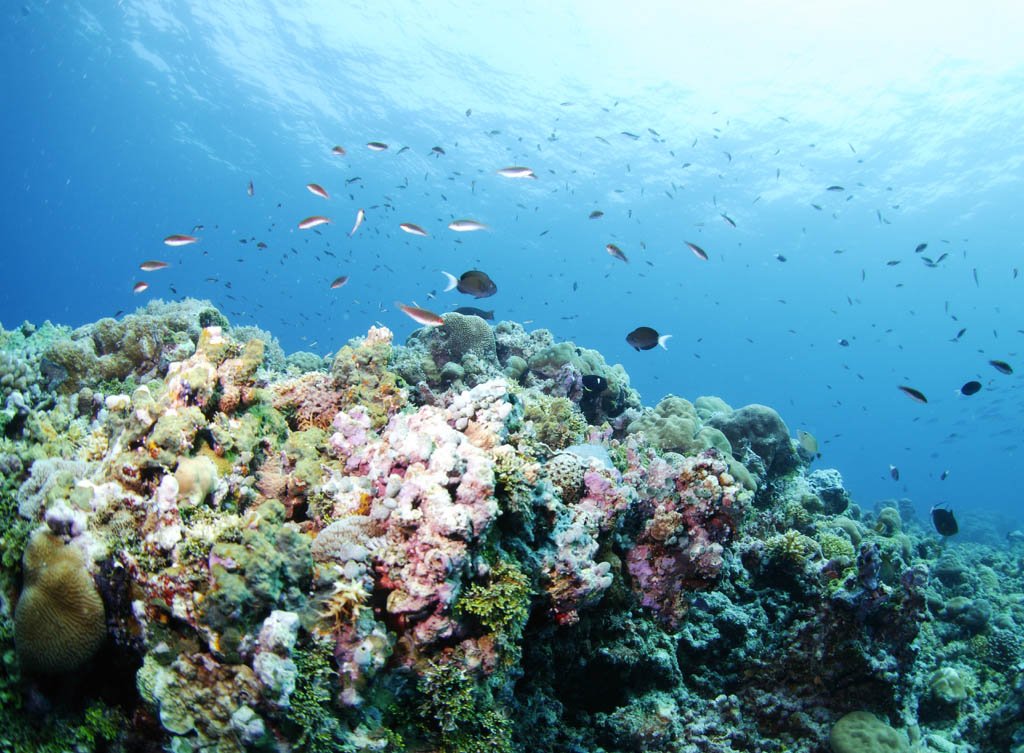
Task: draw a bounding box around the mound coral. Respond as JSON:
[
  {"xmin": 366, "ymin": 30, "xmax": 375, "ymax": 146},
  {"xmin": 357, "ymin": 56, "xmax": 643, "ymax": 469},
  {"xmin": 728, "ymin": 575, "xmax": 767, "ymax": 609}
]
[{"xmin": 14, "ymin": 528, "xmax": 106, "ymax": 673}]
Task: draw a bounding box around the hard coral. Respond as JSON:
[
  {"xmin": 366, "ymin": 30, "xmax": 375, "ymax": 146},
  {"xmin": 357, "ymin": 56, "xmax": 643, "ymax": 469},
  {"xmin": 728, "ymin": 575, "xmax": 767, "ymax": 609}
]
[{"xmin": 14, "ymin": 528, "xmax": 106, "ymax": 673}]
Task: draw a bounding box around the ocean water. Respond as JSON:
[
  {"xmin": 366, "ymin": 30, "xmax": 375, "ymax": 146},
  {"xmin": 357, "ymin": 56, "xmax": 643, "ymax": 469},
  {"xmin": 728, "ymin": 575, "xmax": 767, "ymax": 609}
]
[{"xmin": 2, "ymin": 0, "xmax": 1022, "ymax": 530}]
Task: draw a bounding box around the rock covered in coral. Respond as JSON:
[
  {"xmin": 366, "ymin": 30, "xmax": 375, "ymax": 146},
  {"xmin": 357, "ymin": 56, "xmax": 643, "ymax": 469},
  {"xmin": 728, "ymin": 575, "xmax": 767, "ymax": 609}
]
[{"xmin": 1, "ymin": 313, "xmax": 1021, "ymax": 753}]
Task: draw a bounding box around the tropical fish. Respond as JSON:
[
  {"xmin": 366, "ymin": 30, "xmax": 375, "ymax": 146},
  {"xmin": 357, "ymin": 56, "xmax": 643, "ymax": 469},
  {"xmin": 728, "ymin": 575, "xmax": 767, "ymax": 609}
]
[
  {"xmin": 890, "ymin": 464, "xmax": 900, "ymax": 481},
  {"xmin": 605, "ymin": 244, "xmax": 628, "ymax": 263},
  {"xmin": 453, "ymin": 307, "xmax": 494, "ymax": 320},
  {"xmin": 448, "ymin": 219, "xmax": 489, "ymax": 232},
  {"xmin": 990, "ymin": 359, "xmax": 1013, "ymax": 374},
  {"xmin": 775, "ymin": 254, "xmax": 787, "ymax": 262},
  {"xmin": 685, "ymin": 241, "xmax": 708, "ymax": 261},
  {"xmin": 330, "ymin": 275, "xmax": 349, "ymax": 289},
  {"xmin": 496, "ymin": 166, "xmax": 537, "ymax": 179},
  {"xmin": 838, "ymin": 339, "xmax": 850, "ymax": 347},
  {"xmin": 886, "ymin": 260, "xmax": 901, "ymax": 266},
  {"xmin": 247, "ymin": 179, "xmax": 254, "ymax": 196},
  {"xmin": 133, "ymin": 281, "xmax": 149, "ymax": 294},
  {"xmin": 332, "ymin": 145, "xmax": 346, "ymax": 155},
  {"xmin": 931, "ymin": 504, "xmax": 958, "ymax": 536},
  {"xmin": 898, "ymin": 385, "xmax": 928, "ymax": 403},
  {"xmin": 441, "ymin": 270, "xmax": 497, "ymax": 298},
  {"xmin": 796, "ymin": 430, "xmax": 820, "ymax": 458},
  {"xmin": 582, "ymin": 375, "xmax": 608, "ymax": 394},
  {"xmin": 914, "ymin": 243, "xmax": 928, "ymax": 253},
  {"xmin": 163, "ymin": 234, "xmax": 198, "ymax": 246},
  {"xmin": 366, "ymin": 141, "xmax": 388, "ymax": 151},
  {"xmin": 589, "ymin": 210, "xmax": 604, "ymax": 219},
  {"xmin": 396, "ymin": 302, "xmax": 443, "ymax": 326},
  {"xmin": 306, "ymin": 183, "xmax": 329, "ymax": 199},
  {"xmin": 959, "ymin": 380, "xmax": 981, "ymax": 395},
  {"xmin": 940, "ymin": 470, "xmax": 949, "ymax": 480},
  {"xmin": 431, "ymin": 146, "xmax": 446, "ymax": 155},
  {"xmin": 826, "ymin": 185, "xmax": 844, "ymax": 191},
  {"xmin": 721, "ymin": 213, "xmax": 736, "ymax": 227},
  {"xmin": 349, "ymin": 208, "xmax": 365, "ymax": 237},
  {"xmin": 626, "ymin": 327, "xmax": 671, "ymax": 351},
  {"xmin": 298, "ymin": 216, "xmax": 331, "ymax": 230},
  {"xmin": 399, "ymin": 222, "xmax": 428, "ymax": 236},
  {"xmin": 139, "ymin": 261, "xmax": 169, "ymax": 271}
]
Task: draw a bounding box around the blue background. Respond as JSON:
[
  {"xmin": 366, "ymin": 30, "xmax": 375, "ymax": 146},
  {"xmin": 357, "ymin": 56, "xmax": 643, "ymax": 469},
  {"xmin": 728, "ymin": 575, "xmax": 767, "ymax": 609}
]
[{"xmin": 2, "ymin": 0, "xmax": 1022, "ymax": 526}]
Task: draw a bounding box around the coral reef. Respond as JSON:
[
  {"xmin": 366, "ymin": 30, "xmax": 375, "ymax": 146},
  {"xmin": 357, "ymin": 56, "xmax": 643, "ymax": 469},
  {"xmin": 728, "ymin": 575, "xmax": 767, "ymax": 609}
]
[{"xmin": 0, "ymin": 306, "xmax": 1022, "ymax": 753}]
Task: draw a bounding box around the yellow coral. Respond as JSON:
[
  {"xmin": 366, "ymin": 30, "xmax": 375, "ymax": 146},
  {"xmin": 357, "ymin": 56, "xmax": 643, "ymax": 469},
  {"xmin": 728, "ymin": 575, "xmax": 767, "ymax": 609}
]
[
  {"xmin": 767, "ymin": 529, "xmax": 811, "ymax": 564},
  {"xmin": 317, "ymin": 578, "xmax": 369, "ymax": 632}
]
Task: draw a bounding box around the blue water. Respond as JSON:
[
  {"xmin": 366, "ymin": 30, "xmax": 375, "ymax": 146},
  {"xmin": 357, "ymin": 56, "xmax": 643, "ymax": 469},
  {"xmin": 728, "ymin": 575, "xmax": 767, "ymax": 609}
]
[{"xmin": 2, "ymin": 1, "xmax": 1022, "ymax": 526}]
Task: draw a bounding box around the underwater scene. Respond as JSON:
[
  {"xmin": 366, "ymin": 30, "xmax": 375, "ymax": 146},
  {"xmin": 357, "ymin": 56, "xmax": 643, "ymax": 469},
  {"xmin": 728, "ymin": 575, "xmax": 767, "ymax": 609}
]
[{"xmin": 2, "ymin": 1, "xmax": 1023, "ymax": 752}]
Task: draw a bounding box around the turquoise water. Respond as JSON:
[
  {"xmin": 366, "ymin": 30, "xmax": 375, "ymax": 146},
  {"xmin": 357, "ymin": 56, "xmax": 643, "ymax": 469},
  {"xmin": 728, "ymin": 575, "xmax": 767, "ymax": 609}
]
[{"xmin": 2, "ymin": 0, "xmax": 1022, "ymax": 525}]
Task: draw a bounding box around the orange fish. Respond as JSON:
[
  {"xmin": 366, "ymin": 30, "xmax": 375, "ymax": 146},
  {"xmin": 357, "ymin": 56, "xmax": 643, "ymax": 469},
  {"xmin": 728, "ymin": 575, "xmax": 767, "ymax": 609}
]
[
  {"xmin": 330, "ymin": 275, "xmax": 349, "ymax": 289},
  {"xmin": 396, "ymin": 302, "xmax": 443, "ymax": 326},
  {"xmin": 139, "ymin": 261, "xmax": 169, "ymax": 271},
  {"xmin": 605, "ymin": 244, "xmax": 628, "ymax": 263},
  {"xmin": 332, "ymin": 145, "xmax": 345, "ymax": 155},
  {"xmin": 163, "ymin": 234, "xmax": 198, "ymax": 246},
  {"xmin": 349, "ymin": 208, "xmax": 365, "ymax": 237},
  {"xmin": 399, "ymin": 222, "xmax": 428, "ymax": 237},
  {"xmin": 298, "ymin": 216, "xmax": 331, "ymax": 230},
  {"xmin": 133, "ymin": 281, "xmax": 149, "ymax": 294},
  {"xmin": 306, "ymin": 183, "xmax": 329, "ymax": 199}
]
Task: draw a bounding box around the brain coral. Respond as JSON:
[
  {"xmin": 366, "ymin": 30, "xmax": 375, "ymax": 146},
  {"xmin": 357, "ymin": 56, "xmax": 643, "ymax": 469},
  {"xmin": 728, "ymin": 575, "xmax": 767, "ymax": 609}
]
[
  {"xmin": 14, "ymin": 528, "xmax": 106, "ymax": 673},
  {"xmin": 829, "ymin": 711, "xmax": 908, "ymax": 753}
]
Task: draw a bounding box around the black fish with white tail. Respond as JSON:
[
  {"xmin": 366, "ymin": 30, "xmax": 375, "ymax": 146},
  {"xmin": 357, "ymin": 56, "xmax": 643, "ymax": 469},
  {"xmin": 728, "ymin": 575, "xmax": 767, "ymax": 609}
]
[{"xmin": 626, "ymin": 327, "xmax": 672, "ymax": 351}]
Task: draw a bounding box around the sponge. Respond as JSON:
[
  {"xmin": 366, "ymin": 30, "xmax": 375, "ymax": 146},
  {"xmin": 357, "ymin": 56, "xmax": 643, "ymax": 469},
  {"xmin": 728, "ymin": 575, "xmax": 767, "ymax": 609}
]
[{"xmin": 14, "ymin": 528, "xmax": 106, "ymax": 673}]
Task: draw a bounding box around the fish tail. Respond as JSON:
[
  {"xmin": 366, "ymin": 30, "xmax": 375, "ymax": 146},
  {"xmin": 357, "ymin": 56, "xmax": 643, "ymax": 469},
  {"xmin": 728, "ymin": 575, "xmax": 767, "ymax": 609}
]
[
  {"xmin": 658, "ymin": 334, "xmax": 673, "ymax": 350},
  {"xmin": 440, "ymin": 271, "xmax": 458, "ymax": 291}
]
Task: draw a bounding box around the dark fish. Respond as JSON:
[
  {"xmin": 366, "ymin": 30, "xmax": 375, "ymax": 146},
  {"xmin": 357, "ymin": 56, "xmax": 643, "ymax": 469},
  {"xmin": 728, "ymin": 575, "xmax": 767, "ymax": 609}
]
[
  {"xmin": 886, "ymin": 260, "xmax": 901, "ymax": 266},
  {"xmin": 890, "ymin": 464, "xmax": 900, "ymax": 481},
  {"xmin": 626, "ymin": 326, "xmax": 672, "ymax": 351},
  {"xmin": 960, "ymin": 380, "xmax": 981, "ymax": 395},
  {"xmin": 581, "ymin": 375, "xmax": 607, "ymax": 393},
  {"xmin": 898, "ymin": 385, "xmax": 928, "ymax": 403},
  {"xmin": 990, "ymin": 359, "xmax": 1013, "ymax": 375},
  {"xmin": 775, "ymin": 253, "xmax": 787, "ymax": 262},
  {"xmin": 685, "ymin": 241, "xmax": 708, "ymax": 261},
  {"xmin": 453, "ymin": 307, "xmax": 494, "ymax": 320},
  {"xmin": 589, "ymin": 210, "xmax": 604, "ymax": 219},
  {"xmin": 914, "ymin": 243, "xmax": 927, "ymax": 253},
  {"xmin": 837, "ymin": 339, "xmax": 849, "ymax": 347},
  {"xmin": 826, "ymin": 185, "xmax": 844, "ymax": 191},
  {"xmin": 431, "ymin": 146, "xmax": 446, "ymax": 155},
  {"xmin": 931, "ymin": 504, "xmax": 958, "ymax": 536},
  {"xmin": 940, "ymin": 470, "xmax": 949, "ymax": 480},
  {"xmin": 811, "ymin": 203, "xmax": 823, "ymax": 210},
  {"xmin": 441, "ymin": 270, "xmax": 497, "ymax": 298},
  {"xmin": 620, "ymin": 131, "xmax": 640, "ymax": 140},
  {"xmin": 721, "ymin": 213, "xmax": 736, "ymax": 227}
]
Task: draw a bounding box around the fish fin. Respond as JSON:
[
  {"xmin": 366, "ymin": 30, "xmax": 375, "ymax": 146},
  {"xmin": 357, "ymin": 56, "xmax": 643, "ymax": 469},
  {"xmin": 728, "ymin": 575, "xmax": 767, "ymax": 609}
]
[
  {"xmin": 440, "ymin": 271, "xmax": 458, "ymax": 291},
  {"xmin": 658, "ymin": 334, "xmax": 673, "ymax": 350}
]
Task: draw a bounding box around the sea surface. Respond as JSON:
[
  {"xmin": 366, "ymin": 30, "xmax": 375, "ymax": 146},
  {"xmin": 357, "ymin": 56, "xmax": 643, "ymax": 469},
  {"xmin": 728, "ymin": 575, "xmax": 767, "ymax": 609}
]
[{"xmin": 2, "ymin": 0, "xmax": 1022, "ymax": 527}]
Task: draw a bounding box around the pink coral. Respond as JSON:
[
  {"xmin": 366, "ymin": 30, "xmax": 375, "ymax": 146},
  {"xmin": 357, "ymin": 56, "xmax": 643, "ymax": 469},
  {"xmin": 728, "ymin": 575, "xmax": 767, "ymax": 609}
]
[{"xmin": 625, "ymin": 449, "xmax": 744, "ymax": 631}]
